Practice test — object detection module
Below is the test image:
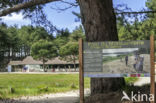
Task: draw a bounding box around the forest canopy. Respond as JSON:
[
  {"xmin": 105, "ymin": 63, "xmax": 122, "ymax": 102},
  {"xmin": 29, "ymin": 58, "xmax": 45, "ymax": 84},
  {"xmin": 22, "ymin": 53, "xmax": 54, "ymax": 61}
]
[{"xmin": 0, "ymin": 0, "xmax": 156, "ymax": 69}]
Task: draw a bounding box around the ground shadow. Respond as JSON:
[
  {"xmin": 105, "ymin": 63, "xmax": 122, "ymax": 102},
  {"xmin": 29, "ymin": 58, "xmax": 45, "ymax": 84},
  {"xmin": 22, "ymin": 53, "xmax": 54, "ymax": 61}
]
[{"xmin": 85, "ymin": 84, "xmax": 152, "ymax": 103}]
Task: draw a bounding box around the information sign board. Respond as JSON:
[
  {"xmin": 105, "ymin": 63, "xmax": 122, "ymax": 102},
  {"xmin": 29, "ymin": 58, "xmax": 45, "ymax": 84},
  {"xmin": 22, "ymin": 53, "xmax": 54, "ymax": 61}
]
[{"xmin": 83, "ymin": 40, "xmax": 150, "ymax": 77}]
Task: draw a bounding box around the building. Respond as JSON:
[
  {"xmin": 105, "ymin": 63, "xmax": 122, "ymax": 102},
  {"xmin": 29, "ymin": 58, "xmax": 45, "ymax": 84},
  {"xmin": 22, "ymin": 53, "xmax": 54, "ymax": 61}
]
[{"xmin": 8, "ymin": 56, "xmax": 79, "ymax": 72}]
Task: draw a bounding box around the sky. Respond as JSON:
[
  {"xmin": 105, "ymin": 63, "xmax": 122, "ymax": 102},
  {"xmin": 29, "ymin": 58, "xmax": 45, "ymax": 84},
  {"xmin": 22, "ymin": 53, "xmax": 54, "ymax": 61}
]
[{"xmin": 0, "ymin": 0, "xmax": 147, "ymax": 32}]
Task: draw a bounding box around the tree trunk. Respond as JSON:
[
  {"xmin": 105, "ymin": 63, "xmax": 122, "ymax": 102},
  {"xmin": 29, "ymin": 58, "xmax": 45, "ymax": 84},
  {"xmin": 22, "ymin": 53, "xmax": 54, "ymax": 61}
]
[
  {"xmin": 78, "ymin": 0, "xmax": 125, "ymax": 95},
  {"xmin": 78, "ymin": 0, "xmax": 118, "ymax": 42},
  {"xmin": 73, "ymin": 62, "xmax": 76, "ymax": 72},
  {"xmin": 43, "ymin": 58, "xmax": 46, "ymax": 72},
  {"xmin": 73, "ymin": 56, "xmax": 76, "ymax": 72},
  {"xmin": 43, "ymin": 62, "xmax": 45, "ymax": 72}
]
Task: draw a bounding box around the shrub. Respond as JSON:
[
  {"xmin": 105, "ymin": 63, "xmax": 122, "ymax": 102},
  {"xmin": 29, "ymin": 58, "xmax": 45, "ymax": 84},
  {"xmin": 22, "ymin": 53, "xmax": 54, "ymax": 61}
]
[{"xmin": 70, "ymin": 83, "xmax": 77, "ymax": 89}]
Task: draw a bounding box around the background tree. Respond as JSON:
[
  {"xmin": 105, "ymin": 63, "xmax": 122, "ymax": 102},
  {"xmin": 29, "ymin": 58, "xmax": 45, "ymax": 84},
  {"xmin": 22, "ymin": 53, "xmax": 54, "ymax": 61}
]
[
  {"xmin": 0, "ymin": 24, "xmax": 55, "ymax": 70},
  {"xmin": 0, "ymin": 24, "xmax": 9, "ymax": 68},
  {"xmin": 18, "ymin": 26, "xmax": 54, "ymax": 46},
  {"xmin": 58, "ymin": 26, "xmax": 84, "ymax": 71},
  {"xmin": 69, "ymin": 25, "xmax": 85, "ymax": 41},
  {"xmin": 116, "ymin": 0, "xmax": 156, "ymax": 41},
  {"xmin": 54, "ymin": 28, "xmax": 70, "ymax": 50},
  {"xmin": 59, "ymin": 42, "xmax": 78, "ymax": 71},
  {"xmin": 31, "ymin": 40, "xmax": 57, "ymax": 72}
]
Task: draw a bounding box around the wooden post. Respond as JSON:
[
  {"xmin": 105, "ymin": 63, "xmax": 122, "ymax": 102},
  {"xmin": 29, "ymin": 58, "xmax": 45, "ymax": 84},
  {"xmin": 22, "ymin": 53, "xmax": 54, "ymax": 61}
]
[
  {"xmin": 79, "ymin": 38, "xmax": 84, "ymax": 103},
  {"xmin": 150, "ymin": 35, "xmax": 155, "ymax": 103}
]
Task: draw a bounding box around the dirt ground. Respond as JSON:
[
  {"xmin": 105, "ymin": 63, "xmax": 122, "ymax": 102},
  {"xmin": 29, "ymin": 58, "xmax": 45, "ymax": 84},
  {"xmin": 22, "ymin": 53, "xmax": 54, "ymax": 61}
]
[{"xmin": 0, "ymin": 89, "xmax": 90, "ymax": 103}]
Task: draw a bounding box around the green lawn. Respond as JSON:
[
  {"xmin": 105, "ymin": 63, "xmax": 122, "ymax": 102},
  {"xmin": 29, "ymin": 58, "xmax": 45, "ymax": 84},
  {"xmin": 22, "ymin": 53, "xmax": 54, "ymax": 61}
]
[
  {"xmin": 0, "ymin": 74, "xmax": 137, "ymax": 99},
  {"xmin": 0, "ymin": 74, "xmax": 90, "ymax": 99}
]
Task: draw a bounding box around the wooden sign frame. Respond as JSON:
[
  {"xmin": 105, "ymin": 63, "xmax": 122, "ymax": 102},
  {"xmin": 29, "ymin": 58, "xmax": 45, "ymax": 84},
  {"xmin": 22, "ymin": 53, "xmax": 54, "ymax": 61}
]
[
  {"xmin": 150, "ymin": 35, "xmax": 155, "ymax": 103},
  {"xmin": 79, "ymin": 38, "xmax": 84, "ymax": 103},
  {"xmin": 79, "ymin": 35, "xmax": 155, "ymax": 103}
]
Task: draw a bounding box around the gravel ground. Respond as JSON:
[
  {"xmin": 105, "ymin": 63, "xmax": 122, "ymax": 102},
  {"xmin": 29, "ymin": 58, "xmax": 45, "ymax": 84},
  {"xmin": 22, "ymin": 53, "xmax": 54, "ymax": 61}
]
[{"xmin": 0, "ymin": 89, "xmax": 90, "ymax": 103}]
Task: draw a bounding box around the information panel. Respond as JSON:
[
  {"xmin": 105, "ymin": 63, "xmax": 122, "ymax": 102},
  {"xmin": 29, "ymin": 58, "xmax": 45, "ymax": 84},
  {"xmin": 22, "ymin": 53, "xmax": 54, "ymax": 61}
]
[{"xmin": 83, "ymin": 40, "xmax": 150, "ymax": 77}]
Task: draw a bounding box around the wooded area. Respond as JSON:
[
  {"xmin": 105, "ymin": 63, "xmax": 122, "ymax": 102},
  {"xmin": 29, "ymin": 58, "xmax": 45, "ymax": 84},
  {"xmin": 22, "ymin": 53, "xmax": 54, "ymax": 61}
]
[
  {"xmin": 0, "ymin": 0, "xmax": 156, "ymax": 102},
  {"xmin": 0, "ymin": 25, "xmax": 84, "ymax": 70}
]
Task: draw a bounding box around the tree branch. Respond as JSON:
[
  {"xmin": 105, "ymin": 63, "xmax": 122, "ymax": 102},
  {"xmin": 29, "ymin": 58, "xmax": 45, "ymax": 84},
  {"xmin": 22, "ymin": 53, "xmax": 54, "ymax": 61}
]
[
  {"xmin": 59, "ymin": 0, "xmax": 78, "ymax": 6},
  {"xmin": 50, "ymin": 0, "xmax": 78, "ymax": 12},
  {"xmin": 0, "ymin": 0, "xmax": 60, "ymax": 17},
  {"xmin": 116, "ymin": 10, "xmax": 156, "ymax": 14}
]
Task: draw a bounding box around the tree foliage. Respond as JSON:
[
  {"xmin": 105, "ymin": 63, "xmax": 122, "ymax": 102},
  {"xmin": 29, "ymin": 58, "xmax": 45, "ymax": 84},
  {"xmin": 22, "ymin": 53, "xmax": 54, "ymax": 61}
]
[
  {"xmin": 31, "ymin": 40, "xmax": 58, "ymax": 71},
  {"xmin": 69, "ymin": 25, "xmax": 85, "ymax": 42},
  {"xmin": 0, "ymin": 24, "xmax": 54, "ymax": 69},
  {"xmin": 0, "ymin": 22, "xmax": 84, "ymax": 71},
  {"xmin": 116, "ymin": 0, "xmax": 156, "ymax": 41},
  {"xmin": 59, "ymin": 42, "xmax": 78, "ymax": 71},
  {"xmin": 59, "ymin": 42, "xmax": 78, "ymax": 57}
]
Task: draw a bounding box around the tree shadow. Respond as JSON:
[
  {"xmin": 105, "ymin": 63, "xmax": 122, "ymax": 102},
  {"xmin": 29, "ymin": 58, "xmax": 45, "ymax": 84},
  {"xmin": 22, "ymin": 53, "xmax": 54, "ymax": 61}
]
[{"xmin": 85, "ymin": 83, "xmax": 153, "ymax": 103}]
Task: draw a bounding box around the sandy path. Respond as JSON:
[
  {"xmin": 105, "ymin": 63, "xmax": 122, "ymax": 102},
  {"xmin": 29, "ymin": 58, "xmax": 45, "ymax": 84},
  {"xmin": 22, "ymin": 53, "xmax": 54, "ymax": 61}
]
[
  {"xmin": 134, "ymin": 77, "xmax": 151, "ymax": 86},
  {"xmin": 0, "ymin": 89, "xmax": 90, "ymax": 103}
]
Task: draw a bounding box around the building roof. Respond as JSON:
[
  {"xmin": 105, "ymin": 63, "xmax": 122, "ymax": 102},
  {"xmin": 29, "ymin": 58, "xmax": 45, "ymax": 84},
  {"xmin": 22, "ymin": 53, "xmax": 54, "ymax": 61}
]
[
  {"xmin": 9, "ymin": 61, "xmax": 23, "ymax": 65},
  {"xmin": 9, "ymin": 56, "xmax": 78, "ymax": 65},
  {"xmin": 46, "ymin": 58, "xmax": 68, "ymax": 64},
  {"xmin": 46, "ymin": 57, "xmax": 78, "ymax": 64},
  {"xmin": 22, "ymin": 56, "xmax": 42, "ymax": 65}
]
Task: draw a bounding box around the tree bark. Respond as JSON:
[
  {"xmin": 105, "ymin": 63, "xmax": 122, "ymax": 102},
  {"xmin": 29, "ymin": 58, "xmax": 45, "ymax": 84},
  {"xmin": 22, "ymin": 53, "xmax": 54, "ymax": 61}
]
[
  {"xmin": 78, "ymin": 0, "xmax": 118, "ymax": 42},
  {"xmin": 78, "ymin": 0, "xmax": 125, "ymax": 95},
  {"xmin": 43, "ymin": 62, "xmax": 45, "ymax": 72},
  {"xmin": 73, "ymin": 56, "xmax": 76, "ymax": 71},
  {"xmin": 43, "ymin": 58, "xmax": 46, "ymax": 72}
]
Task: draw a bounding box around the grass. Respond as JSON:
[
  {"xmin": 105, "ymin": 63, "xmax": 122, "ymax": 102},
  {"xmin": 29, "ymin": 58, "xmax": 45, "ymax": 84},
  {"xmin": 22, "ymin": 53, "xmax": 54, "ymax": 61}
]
[
  {"xmin": 0, "ymin": 74, "xmax": 90, "ymax": 99},
  {"xmin": 125, "ymin": 77, "xmax": 138, "ymax": 85},
  {"xmin": 0, "ymin": 74, "xmax": 138, "ymax": 99}
]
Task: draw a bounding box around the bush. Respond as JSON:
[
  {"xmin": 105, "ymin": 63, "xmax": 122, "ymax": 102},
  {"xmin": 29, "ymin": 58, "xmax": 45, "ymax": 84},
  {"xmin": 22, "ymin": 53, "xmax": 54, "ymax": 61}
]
[
  {"xmin": 10, "ymin": 87, "xmax": 15, "ymax": 94},
  {"xmin": 70, "ymin": 83, "xmax": 77, "ymax": 89},
  {"xmin": 37, "ymin": 85, "xmax": 49, "ymax": 92}
]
